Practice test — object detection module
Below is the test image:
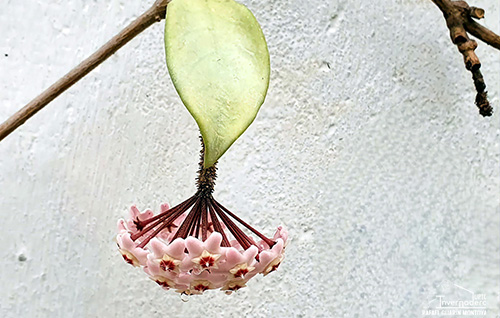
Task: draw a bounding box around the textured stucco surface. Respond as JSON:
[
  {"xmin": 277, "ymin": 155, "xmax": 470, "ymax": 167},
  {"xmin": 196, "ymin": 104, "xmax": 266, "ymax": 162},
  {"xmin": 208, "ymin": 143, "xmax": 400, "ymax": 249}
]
[{"xmin": 0, "ymin": 0, "xmax": 499, "ymax": 317}]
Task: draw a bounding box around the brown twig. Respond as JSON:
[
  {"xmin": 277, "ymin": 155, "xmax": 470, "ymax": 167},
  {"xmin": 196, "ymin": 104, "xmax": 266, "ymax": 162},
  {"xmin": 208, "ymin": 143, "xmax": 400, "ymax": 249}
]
[
  {"xmin": 431, "ymin": 0, "xmax": 500, "ymax": 117},
  {"xmin": 465, "ymin": 20, "xmax": 500, "ymax": 50},
  {"xmin": 0, "ymin": 0, "xmax": 170, "ymax": 142}
]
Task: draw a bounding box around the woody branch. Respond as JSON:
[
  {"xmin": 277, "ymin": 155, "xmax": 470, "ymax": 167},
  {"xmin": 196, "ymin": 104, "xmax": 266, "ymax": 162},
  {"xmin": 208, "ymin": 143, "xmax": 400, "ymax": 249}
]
[
  {"xmin": 431, "ymin": 0, "xmax": 500, "ymax": 117},
  {"xmin": 0, "ymin": 0, "xmax": 169, "ymax": 142}
]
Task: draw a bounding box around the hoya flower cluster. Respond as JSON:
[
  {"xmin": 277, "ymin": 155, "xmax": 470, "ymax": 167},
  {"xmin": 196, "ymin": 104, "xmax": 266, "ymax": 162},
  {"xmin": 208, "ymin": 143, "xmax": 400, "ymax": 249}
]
[{"xmin": 116, "ymin": 160, "xmax": 287, "ymax": 295}]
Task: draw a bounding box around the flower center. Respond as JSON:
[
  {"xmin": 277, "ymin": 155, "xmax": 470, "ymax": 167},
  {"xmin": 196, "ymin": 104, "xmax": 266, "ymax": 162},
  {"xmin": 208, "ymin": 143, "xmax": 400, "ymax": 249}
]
[
  {"xmin": 200, "ymin": 257, "xmax": 215, "ymax": 268},
  {"xmin": 119, "ymin": 249, "xmax": 140, "ymax": 267},
  {"xmin": 228, "ymin": 284, "xmax": 243, "ymax": 291},
  {"xmin": 264, "ymin": 256, "xmax": 284, "ymax": 276},
  {"xmin": 122, "ymin": 254, "xmax": 135, "ymax": 266},
  {"xmin": 160, "ymin": 259, "xmax": 176, "ymax": 271},
  {"xmin": 194, "ymin": 284, "xmax": 209, "ymax": 292},
  {"xmin": 233, "ymin": 268, "xmax": 249, "ymax": 278}
]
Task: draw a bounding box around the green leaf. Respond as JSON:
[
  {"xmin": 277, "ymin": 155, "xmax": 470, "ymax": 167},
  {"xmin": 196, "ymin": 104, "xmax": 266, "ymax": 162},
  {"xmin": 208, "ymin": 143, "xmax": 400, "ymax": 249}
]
[{"xmin": 165, "ymin": 0, "xmax": 270, "ymax": 167}]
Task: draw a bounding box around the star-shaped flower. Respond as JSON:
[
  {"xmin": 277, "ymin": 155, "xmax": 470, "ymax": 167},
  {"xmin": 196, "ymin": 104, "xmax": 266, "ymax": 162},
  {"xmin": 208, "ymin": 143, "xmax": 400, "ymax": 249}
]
[
  {"xmin": 116, "ymin": 232, "xmax": 148, "ymax": 267},
  {"xmin": 151, "ymin": 276, "xmax": 176, "ymax": 290},
  {"xmin": 159, "ymin": 254, "xmax": 181, "ymax": 273},
  {"xmin": 263, "ymin": 254, "xmax": 284, "ymax": 276},
  {"xmin": 192, "ymin": 250, "xmax": 221, "ymax": 271},
  {"xmin": 221, "ymin": 280, "xmax": 247, "ymax": 294},
  {"xmin": 229, "ymin": 263, "xmax": 255, "ymax": 279},
  {"xmin": 189, "ymin": 280, "xmax": 213, "ymax": 294}
]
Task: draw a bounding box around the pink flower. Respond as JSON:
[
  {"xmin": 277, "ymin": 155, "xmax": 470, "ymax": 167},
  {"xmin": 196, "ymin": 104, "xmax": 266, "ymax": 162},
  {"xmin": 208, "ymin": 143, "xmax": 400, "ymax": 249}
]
[{"xmin": 116, "ymin": 197, "xmax": 287, "ymax": 295}]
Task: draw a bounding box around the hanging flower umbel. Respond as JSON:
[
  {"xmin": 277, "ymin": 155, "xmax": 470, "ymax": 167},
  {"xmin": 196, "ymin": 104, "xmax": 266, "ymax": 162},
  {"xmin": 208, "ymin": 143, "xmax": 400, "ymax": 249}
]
[
  {"xmin": 117, "ymin": 145, "xmax": 287, "ymax": 295},
  {"xmin": 116, "ymin": 0, "xmax": 287, "ymax": 295}
]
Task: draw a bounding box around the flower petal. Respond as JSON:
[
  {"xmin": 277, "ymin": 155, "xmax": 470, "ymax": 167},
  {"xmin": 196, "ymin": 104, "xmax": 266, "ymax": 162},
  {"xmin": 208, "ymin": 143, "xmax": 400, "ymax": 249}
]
[
  {"xmin": 204, "ymin": 232, "xmax": 222, "ymax": 253},
  {"xmin": 186, "ymin": 236, "xmax": 204, "ymax": 256},
  {"xmin": 166, "ymin": 238, "xmax": 187, "ymax": 260}
]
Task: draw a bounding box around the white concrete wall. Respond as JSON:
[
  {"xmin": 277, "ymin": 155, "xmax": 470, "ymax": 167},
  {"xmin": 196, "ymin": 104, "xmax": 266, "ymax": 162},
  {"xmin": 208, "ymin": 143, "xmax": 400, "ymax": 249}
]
[{"xmin": 0, "ymin": 0, "xmax": 499, "ymax": 317}]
